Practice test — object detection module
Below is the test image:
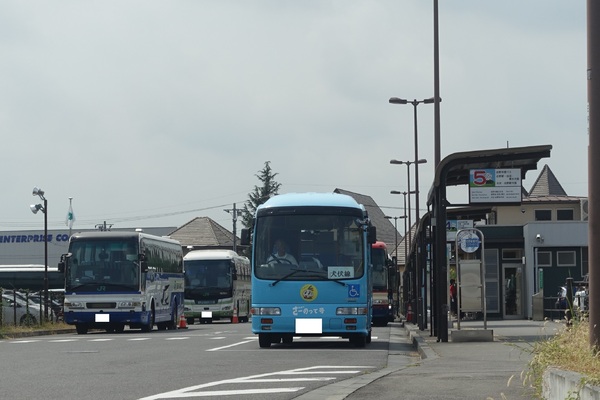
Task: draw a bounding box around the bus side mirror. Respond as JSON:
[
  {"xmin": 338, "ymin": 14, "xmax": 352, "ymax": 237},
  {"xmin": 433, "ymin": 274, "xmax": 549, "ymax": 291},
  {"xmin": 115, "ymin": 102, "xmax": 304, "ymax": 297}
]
[
  {"xmin": 139, "ymin": 253, "xmax": 148, "ymax": 273},
  {"xmin": 240, "ymin": 228, "xmax": 251, "ymax": 246},
  {"xmin": 58, "ymin": 253, "xmax": 71, "ymax": 273},
  {"xmin": 391, "ymin": 256, "xmax": 397, "ymax": 267},
  {"xmin": 368, "ymin": 226, "xmax": 377, "ymax": 244}
]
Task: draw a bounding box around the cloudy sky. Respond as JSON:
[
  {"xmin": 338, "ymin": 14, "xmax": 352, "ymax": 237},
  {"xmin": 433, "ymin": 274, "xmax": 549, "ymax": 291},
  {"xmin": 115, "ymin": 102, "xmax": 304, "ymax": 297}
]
[{"xmin": 1, "ymin": 1, "xmax": 587, "ymax": 233}]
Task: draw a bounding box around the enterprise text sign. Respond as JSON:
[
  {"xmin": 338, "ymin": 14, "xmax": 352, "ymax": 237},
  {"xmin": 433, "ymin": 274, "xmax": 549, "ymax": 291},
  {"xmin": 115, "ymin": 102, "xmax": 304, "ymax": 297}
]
[{"xmin": 469, "ymin": 168, "xmax": 521, "ymax": 204}]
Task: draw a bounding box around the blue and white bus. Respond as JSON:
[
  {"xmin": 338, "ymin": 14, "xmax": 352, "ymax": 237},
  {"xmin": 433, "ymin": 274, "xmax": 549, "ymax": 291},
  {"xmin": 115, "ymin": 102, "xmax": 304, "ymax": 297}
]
[
  {"xmin": 183, "ymin": 249, "xmax": 251, "ymax": 324},
  {"xmin": 59, "ymin": 231, "xmax": 184, "ymax": 334},
  {"xmin": 242, "ymin": 192, "xmax": 376, "ymax": 348}
]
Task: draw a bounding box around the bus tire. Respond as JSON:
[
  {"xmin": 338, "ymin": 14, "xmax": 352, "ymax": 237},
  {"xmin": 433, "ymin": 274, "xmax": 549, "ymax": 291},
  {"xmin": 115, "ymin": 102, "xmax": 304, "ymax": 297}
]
[
  {"xmin": 186, "ymin": 317, "xmax": 195, "ymax": 326},
  {"xmin": 366, "ymin": 329, "xmax": 372, "ymax": 344},
  {"xmin": 142, "ymin": 307, "xmax": 155, "ymax": 332},
  {"xmin": 167, "ymin": 304, "xmax": 178, "ymax": 330},
  {"xmin": 350, "ymin": 334, "xmax": 366, "ymax": 348},
  {"xmin": 76, "ymin": 324, "xmax": 88, "ymax": 335},
  {"xmin": 258, "ymin": 334, "xmax": 272, "ymax": 348}
]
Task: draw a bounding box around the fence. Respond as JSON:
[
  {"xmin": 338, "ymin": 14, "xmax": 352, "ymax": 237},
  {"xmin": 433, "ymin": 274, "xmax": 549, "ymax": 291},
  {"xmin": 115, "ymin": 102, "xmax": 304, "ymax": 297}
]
[{"xmin": 1, "ymin": 288, "xmax": 64, "ymax": 326}]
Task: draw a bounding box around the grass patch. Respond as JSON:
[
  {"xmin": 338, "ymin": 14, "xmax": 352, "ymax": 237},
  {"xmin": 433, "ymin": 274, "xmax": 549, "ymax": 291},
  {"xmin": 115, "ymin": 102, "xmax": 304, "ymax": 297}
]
[
  {"xmin": 526, "ymin": 318, "xmax": 600, "ymax": 398},
  {"xmin": 0, "ymin": 321, "xmax": 72, "ymax": 338}
]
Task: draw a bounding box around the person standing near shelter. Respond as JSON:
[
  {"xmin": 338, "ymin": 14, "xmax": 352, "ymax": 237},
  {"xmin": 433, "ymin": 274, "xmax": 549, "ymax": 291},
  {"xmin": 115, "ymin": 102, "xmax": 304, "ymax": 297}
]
[{"xmin": 450, "ymin": 278, "xmax": 458, "ymax": 316}]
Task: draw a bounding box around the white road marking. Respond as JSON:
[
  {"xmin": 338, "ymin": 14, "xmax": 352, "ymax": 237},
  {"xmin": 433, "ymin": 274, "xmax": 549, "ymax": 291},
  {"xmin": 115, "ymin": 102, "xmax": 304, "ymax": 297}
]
[
  {"xmin": 89, "ymin": 338, "xmax": 113, "ymax": 342},
  {"xmin": 138, "ymin": 365, "xmax": 375, "ymax": 400},
  {"xmin": 206, "ymin": 340, "xmax": 254, "ymax": 352},
  {"xmin": 48, "ymin": 339, "xmax": 78, "ymax": 343},
  {"xmin": 165, "ymin": 337, "xmax": 189, "ymax": 340},
  {"xmin": 129, "ymin": 338, "xmax": 151, "ymax": 341}
]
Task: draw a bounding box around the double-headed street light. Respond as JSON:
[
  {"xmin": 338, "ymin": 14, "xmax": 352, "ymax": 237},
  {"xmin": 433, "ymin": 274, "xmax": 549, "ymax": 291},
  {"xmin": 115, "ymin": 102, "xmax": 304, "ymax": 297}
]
[
  {"xmin": 389, "ymin": 96, "xmax": 438, "ymax": 224},
  {"xmin": 390, "ymin": 159, "xmax": 427, "ymax": 237},
  {"xmin": 384, "ymin": 215, "xmax": 406, "ymax": 261},
  {"xmin": 30, "ymin": 186, "xmax": 48, "ymax": 320}
]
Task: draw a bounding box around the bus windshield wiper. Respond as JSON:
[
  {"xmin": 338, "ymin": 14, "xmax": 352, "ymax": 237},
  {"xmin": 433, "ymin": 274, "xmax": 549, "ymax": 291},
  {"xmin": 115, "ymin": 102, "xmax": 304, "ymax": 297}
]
[{"xmin": 270, "ymin": 269, "xmax": 303, "ymax": 287}]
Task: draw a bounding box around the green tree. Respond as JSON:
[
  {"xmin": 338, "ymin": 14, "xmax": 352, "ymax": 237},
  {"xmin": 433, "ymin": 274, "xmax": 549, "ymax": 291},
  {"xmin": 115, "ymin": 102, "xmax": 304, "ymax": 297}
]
[{"xmin": 241, "ymin": 161, "xmax": 282, "ymax": 230}]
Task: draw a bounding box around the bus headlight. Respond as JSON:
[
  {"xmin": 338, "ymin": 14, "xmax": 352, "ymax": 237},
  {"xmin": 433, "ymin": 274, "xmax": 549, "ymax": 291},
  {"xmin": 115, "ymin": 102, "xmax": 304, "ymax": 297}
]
[
  {"xmin": 251, "ymin": 307, "xmax": 281, "ymax": 316},
  {"xmin": 64, "ymin": 301, "xmax": 84, "ymax": 309},
  {"xmin": 336, "ymin": 307, "xmax": 368, "ymax": 315},
  {"xmin": 118, "ymin": 301, "xmax": 141, "ymax": 309}
]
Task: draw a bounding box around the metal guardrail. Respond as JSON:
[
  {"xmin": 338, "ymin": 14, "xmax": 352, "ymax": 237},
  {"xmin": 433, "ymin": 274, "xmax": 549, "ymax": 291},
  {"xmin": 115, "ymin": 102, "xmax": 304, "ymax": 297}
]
[{"xmin": 1, "ymin": 288, "xmax": 63, "ymax": 326}]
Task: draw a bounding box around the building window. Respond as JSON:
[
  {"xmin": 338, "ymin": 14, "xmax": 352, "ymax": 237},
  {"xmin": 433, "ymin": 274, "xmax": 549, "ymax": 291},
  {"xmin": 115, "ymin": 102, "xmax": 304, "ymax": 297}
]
[
  {"xmin": 537, "ymin": 251, "xmax": 552, "ymax": 266},
  {"xmin": 557, "ymin": 251, "xmax": 576, "ymax": 267},
  {"xmin": 535, "ymin": 210, "xmax": 552, "ymax": 221},
  {"xmin": 502, "ymin": 248, "xmax": 523, "ymax": 261},
  {"xmin": 557, "ymin": 209, "xmax": 574, "ymax": 221}
]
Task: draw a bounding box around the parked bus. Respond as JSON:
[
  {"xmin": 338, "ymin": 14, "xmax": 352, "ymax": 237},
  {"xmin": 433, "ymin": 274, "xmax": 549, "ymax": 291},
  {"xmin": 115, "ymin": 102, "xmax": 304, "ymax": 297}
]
[
  {"xmin": 0, "ymin": 264, "xmax": 64, "ymax": 292},
  {"xmin": 241, "ymin": 192, "xmax": 376, "ymax": 348},
  {"xmin": 371, "ymin": 241, "xmax": 396, "ymax": 326},
  {"xmin": 58, "ymin": 231, "xmax": 184, "ymax": 334},
  {"xmin": 183, "ymin": 249, "xmax": 251, "ymax": 324}
]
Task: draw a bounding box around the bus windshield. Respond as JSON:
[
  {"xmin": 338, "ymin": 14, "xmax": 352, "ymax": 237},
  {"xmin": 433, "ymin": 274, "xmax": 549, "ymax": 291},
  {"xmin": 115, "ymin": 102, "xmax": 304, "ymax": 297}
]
[
  {"xmin": 371, "ymin": 247, "xmax": 388, "ymax": 291},
  {"xmin": 254, "ymin": 213, "xmax": 365, "ymax": 281},
  {"xmin": 185, "ymin": 260, "xmax": 232, "ymax": 290},
  {"xmin": 66, "ymin": 238, "xmax": 139, "ymax": 292}
]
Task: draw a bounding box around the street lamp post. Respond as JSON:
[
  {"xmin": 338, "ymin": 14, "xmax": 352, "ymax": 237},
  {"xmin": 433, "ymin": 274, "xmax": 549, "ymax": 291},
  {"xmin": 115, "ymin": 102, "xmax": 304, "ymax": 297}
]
[
  {"xmin": 384, "ymin": 215, "xmax": 406, "ymax": 261},
  {"xmin": 389, "ymin": 96, "xmax": 437, "ymax": 224},
  {"xmin": 390, "ymin": 159, "xmax": 427, "ymax": 239},
  {"xmin": 30, "ymin": 187, "xmax": 48, "ymax": 320},
  {"xmin": 390, "ymin": 191, "xmax": 409, "ymax": 261}
]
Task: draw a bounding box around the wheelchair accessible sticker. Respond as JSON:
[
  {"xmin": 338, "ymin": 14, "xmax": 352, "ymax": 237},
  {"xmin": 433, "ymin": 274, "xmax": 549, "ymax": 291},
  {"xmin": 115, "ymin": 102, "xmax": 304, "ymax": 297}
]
[{"xmin": 347, "ymin": 284, "xmax": 360, "ymax": 298}]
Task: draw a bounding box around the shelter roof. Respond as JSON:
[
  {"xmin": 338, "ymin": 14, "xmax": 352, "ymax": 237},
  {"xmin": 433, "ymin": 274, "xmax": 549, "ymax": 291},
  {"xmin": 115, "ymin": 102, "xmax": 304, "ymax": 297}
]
[{"xmin": 428, "ymin": 144, "xmax": 553, "ymax": 203}]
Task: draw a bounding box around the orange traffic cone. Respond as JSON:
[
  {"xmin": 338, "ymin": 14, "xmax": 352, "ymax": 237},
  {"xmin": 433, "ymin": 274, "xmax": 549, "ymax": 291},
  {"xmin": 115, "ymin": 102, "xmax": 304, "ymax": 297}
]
[
  {"xmin": 232, "ymin": 307, "xmax": 239, "ymax": 324},
  {"xmin": 178, "ymin": 315, "xmax": 188, "ymax": 329}
]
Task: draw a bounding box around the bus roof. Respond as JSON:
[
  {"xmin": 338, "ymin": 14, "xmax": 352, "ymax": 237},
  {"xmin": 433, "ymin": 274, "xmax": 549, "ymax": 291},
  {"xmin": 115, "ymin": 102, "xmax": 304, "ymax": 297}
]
[
  {"xmin": 184, "ymin": 249, "xmax": 246, "ymax": 261},
  {"xmin": 258, "ymin": 192, "xmax": 365, "ymax": 211},
  {"xmin": 69, "ymin": 231, "xmax": 181, "ymax": 245}
]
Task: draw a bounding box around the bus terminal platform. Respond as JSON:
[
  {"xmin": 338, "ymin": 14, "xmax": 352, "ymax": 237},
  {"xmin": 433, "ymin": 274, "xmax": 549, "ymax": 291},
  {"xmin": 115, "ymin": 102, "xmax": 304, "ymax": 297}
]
[{"xmin": 299, "ymin": 318, "xmax": 567, "ymax": 400}]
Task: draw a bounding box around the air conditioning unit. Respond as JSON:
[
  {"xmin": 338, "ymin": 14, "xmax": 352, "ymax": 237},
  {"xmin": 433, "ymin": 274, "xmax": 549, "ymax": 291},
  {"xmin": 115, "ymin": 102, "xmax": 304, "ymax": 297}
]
[{"xmin": 581, "ymin": 198, "xmax": 589, "ymax": 221}]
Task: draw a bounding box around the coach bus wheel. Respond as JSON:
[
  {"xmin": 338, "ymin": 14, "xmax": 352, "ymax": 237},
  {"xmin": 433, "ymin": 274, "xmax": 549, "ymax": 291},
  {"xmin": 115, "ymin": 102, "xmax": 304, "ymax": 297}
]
[
  {"xmin": 282, "ymin": 334, "xmax": 293, "ymax": 344},
  {"xmin": 258, "ymin": 334, "xmax": 272, "ymax": 348},
  {"xmin": 142, "ymin": 309, "xmax": 155, "ymax": 332},
  {"xmin": 366, "ymin": 330, "xmax": 372, "ymax": 344},
  {"xmin": 115, "ymin": 324, "xmax": 125, "ymax": 333},
  {"xmin": 186, "ymin": 317, "xmax": 195, "ymax": 326},
  {"xmin": 76, "ymin": 324, "xmax": 88, "ymax": 335}
]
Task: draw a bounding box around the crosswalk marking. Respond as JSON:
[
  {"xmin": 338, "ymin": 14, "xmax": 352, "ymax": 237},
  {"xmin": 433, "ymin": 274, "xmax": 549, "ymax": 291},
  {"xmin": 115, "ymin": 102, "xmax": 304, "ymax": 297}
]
[{"xmin": 138, "ymin": 365, "xmax": 376, "ymax": 400}]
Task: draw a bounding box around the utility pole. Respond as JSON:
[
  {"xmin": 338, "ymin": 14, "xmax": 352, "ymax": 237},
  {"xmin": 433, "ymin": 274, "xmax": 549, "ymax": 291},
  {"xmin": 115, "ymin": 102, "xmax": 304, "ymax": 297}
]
[{"xmin": 224, "ymin": 203, "xmax": 238, "ymax": 253}]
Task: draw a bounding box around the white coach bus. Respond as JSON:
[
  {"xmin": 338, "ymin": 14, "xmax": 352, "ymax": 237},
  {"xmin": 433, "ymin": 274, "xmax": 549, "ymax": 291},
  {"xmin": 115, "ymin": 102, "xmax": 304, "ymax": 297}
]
[{"xmin": 183, "ymin": 249, "xmax": 251, "ymax": 324}]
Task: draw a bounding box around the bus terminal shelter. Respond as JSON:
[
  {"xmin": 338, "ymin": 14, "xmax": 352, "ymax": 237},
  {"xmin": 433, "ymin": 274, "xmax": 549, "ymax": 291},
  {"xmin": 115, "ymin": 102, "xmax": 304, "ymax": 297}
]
[{"xmin": 405, "ymin": 145, "xmax": 552, "ymax": 342}]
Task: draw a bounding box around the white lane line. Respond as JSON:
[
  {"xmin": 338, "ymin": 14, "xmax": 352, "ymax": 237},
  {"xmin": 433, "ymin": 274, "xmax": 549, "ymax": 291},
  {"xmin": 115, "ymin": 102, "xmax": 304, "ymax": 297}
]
[
  {"xmin": 209, "ymin": 337, "xmax": 226, "ymax": 340},
  {"xmin": 165, "ymin": 388, "xmax": 304, "ymax": 397},
  {"xmin": 165, "ymin": 337, "xmax": 190, "ymax": 341},
  {"xmin": 89, "ymin": 338, "xmax": 113, "ymax": 342},
  {"xmin": 10, "ymin": 340, "xmax": 39, "ymax": 343},
  {"xmin": 206, "ymin": 340, "xmax": 254, "ymax": 352},
  {"xmin": 129, "ymin": 338, "xmax": 151, "ymax": 341},
  {"xmin": 49, "ymin": 339, "xmax": 78, "ymax": 343}
]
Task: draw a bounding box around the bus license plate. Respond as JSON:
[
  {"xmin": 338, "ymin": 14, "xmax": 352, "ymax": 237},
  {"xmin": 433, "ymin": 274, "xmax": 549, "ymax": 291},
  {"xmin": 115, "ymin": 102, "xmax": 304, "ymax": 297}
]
[
  {"xmin": 95, "ymin": 314, "xmax": 110, "ymax": 322},
  {"xmin": 296, "ymin": 318, "xmax": 322, "ymax": 334}
]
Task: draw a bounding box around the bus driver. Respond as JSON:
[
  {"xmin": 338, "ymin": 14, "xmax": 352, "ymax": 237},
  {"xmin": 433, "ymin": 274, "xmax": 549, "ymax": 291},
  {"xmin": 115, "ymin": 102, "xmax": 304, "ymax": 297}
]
[{"xmin": 267, "ymin": 239, "xmax": 298, "ymax": 265}]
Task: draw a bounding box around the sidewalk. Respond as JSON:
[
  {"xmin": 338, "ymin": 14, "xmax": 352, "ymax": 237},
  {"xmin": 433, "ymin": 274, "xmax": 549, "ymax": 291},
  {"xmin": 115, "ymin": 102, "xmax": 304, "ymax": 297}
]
[{"xmin": 344, "ymin": 318, "xmax": 565, "ymax": 400}]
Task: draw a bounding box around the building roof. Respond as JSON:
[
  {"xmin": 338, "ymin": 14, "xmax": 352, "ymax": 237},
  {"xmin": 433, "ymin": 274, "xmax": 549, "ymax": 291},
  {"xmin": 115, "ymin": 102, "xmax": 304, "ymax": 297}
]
[
  {"xmin": 168, "ymin": 217, "xmax": 236, "ymax": 248},
  {"xmin": 333, "ymin": 188, "xmax": 398, "ymax": 247},
  {"xmin": 527, "ymin": 164, "xmax": 568, "ymax": 197}
]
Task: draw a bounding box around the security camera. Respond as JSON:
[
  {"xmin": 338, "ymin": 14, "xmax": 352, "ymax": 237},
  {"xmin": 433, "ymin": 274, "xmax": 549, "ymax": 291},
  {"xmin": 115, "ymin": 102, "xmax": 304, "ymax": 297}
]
[
  {"xmin": 521, "ymin": 208, "xmax": 526, "ymax": 214},
  {"xmin": 536, "ymin": 234, "xmax": 542, "ymax": 240}
]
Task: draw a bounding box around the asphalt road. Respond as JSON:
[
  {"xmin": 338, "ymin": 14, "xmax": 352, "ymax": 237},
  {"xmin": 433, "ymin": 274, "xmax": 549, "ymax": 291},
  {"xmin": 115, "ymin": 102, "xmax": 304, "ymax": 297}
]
[{"xmin": 0, "ymin": 321, "xmax": 417, "ymax": 400}]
